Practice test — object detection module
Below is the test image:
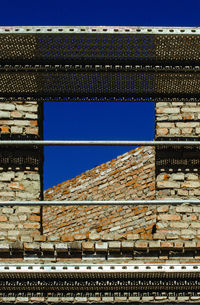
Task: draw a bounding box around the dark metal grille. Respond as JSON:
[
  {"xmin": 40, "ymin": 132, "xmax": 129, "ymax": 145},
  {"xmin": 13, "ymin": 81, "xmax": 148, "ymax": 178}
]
[
  {"xmin": 0, "ymin": 69, "xmax": 200, "ymax": 101},
  {"xmin": 0, "ymin": 32, "xmax": 200, "ymax": 101},
  {"xmin": 0, "ymin": 34, "xmax": 200, "ymax": 65},
  {"xmin": 0, "ymin": 271, "xmax": 200, "ymax": 297},
  {"xmin": 156, "ymin": 137, "xmax": 200, "ymax": 173}
]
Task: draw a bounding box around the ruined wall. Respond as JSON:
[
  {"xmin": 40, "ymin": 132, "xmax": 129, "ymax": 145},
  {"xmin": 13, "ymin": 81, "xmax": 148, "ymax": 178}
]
[
  {"xmin": 0, "ymin": 101, "xmax": 42, "ymax": 243},
  {"xmin": 155, "ymin": 102, "xmax": 200, "ymax": 240},
  {"xmin": 44, "ymin": 146, "xmax": 156, "ymax": 240}
]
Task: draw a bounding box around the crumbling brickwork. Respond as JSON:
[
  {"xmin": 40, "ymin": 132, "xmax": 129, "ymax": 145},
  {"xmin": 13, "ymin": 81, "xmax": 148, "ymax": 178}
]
[
  {"xmin": 156, "ymin": 102, "xmax": 200, "ymax": 199},
  {"xmin": 0, "ymin": 101, "xmax": 42, "ymax": 243},
  {"xmin": 155, "ymin": 102, "xmax": 200, "ymax": 240},
  {"xmin": 44, "ymin": 146, "xmax": 156, "ymax": 239}
]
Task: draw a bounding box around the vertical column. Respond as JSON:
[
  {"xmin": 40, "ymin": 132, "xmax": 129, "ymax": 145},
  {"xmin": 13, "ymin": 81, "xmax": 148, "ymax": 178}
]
[
  {"xmin": 0, "ymin": 100, "xmax": 43, "ymax": 244},
  {"xmin": 155, "ymin": 102, "xmax": 200, "ymax": 240}
]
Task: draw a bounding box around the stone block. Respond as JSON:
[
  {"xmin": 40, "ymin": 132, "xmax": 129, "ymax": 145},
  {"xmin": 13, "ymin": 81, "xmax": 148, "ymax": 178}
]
[
  {"xmin": 176, "ymin": 205, "xmax": 193, "ymax": 213},
  {"xmin": 114, "ymin": 296, "xmax": 127, "ymax": 302},
  {"xmin": 46, "ymin": 297, "xmax": 60, "ymax": 303},
  {"xmin": 0, "ymin": 111, "xmax": 10, "ymax": 118},
  {"xmin": 88, "ymin": 297, "xmax": 101, "ymax": 303},
  {"xmin": 181, "ymin": 181, "xmax": 200, "ymax": 188},
  {"xmin": 60, "ymin": 297, "xmax": 74, "ymax": 302},
  {"xmin": 11, "ymin": 126, "xmax": 23, "ymax": 133},
  {"xmin": 184, "ymin": 241, "xmax": 196, "ymax": 249},
  {"xmin": 0, "ymin": 103, "xmax": 15, "ymax": 111},
  {"xmin": 126, "ymin": 233, "xmax": 140, "ymax": 240},
  {"xmin": 95, "ymin": 242, "xmax": 108, "ymax": 251},
  {"xmin": 61, "ymin": 234, "xmax": 74, "ymax": 242},
  {"xmin": 142, "ymin": 296, "xmax": 154, "ymax": 302},
  {"xmin": 157, "ymin": 181, "xmax": 180, "ymax": 188},
  {"xmin": 102, "ymin": 297, "xmax": 114, "ymax": 302},
  {"xmin": 24, "ymin": 243, "xmax": 40, "ymax": 251},
  {"xmin": 121, "ymin": 241, "xmax": 134, "ymax": 249},
  {"xmin": 161, "ymin": 241, "xmax": 173, "ymax": 248},
  {"xmin": 89, "ymin": 232, "xmax": 100, "ymax": 240},
  {"xmin": 148, "ymin": 240, "xmax": 161, "ymax": 248},
  {"xmin": 162, "ymin": 107, "xmax": 180, "ymax": 114},
  {"xmin": 41, "ymin": 243, "xmax": 54, "ymax": 251},
  {"xmin": 16, "ymin": 297, "xmax": 29, "ymax": 303},
  {"xmin": 170, "ymin": 222, "xmax": 189, "ymax": 228},
  {"xmin": 135, "ymin": 241, "xmax": 148, "ymax": 248},
  {"xmin": 82, "ymin": 241, "xmax": 95, "ymax": 251},
  {"xmin": 55, "ymin": 243, "xmax": 68, "ymax": 251},
  {"xmin": 157, "ymin": 205, "xmax": 169, "ymax": 213},
  {"xmin": 172, "ymin": 173, "xmax": 185, "ymax": 181},
  {"xmin": 74, "ymin": 297, "xmax": 87, "ymax": 302},
  {"xmin": 108, "ymin": 241, "xmax": 121, "ymax": 251},
  {"xmin": 0, "ymin": 172, "xmax": 14, "ymax": 181}
]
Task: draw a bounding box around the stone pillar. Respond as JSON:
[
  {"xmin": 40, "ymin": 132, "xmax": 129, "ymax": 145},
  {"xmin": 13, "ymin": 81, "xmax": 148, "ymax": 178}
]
[
  {"xmin": 155, "ymin": 102, "xmax": 200, "ymax": 240},
  {"xmin": 0, "ymin": 101, "xmax": 43, "ymax": 243}
]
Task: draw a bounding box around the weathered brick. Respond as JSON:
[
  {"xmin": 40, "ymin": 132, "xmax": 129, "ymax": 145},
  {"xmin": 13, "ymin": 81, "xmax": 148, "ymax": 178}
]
[
  {"xmin": 157, "ymin": 205, "xmax": 169, "ymax": 213},
  {"xmin": 0, "ymin": 216, "xmax": 7, "ymax": 222},
  {"xmin": 0, "ymin": 103, "xmax": 15, "ymax": 111},
  {"xmin": 82, "ymin": 241, "xmax": 94, "ymax": 251},
  {"xmin": 0, "ymin": 172, "xmax": 14, "ymax": 181},
  {"xmin": 176, "ymin": 205, "xmax": 193, "ymax": 213},
  {"xmin": 95, "ymin": 242, "xmax": 108, "ymax": 251},
  {"xmin": 158, "ymin": 214, "xmax": 181, "ymax": 221},
  {"xmin": 41, "ymin": 243, "xmax": 54, "ymax": 251},
  {"xmin": 29, "ymin": 215, "xmax": 40, "ymax": 222},
  {"xmin": 161, "ymin": 241, "xmax": 173, "ymax": 248},
  {"xmin": 108, "ymin": 241, "xmax": 121, "ymax": 250},
  {"xmin": 135, "ymin": 241, "xmax": 148, "ymax": 248},
  {"xmin": 170, "ymin": 222, "xmax": 189, "ymax": 228},
  {"xmin": 156, "ymin": 128, "xmax": 168, "ymax": 135},
  {"xmin": 148, "ymin": 240, "xmax": 161, "ymax": 248},
  {"xmin": 24, "ymin": 243, "xmax": 40, "ymax": 251},
  {"xmin": 121, "ymin": 241, "xmax": 134, "ymax": 249},
  {"xmin": 61, "ymin": 234, "xmax": 74, "ymax": 242},
  {"xmin": 181, "ymin": 181, "xmax": 200, "ymax": 188},
  {"xmin": 157, "ymin": 181, "xmax": 180, "ymax": 188},
  {"xmin": 0, "ymin": 111, "xmax": 10, "ymax": 118},
  {"xmin": 24, "ymin": 222, "xmax": 40, "ymax": 229},
  {"xmin": 89, "ymin": 232, "xmax": 100, "ymax": 240},
  {"xmin": 126, "ymin": 233, "xmax": 140, "ymax": 240}
]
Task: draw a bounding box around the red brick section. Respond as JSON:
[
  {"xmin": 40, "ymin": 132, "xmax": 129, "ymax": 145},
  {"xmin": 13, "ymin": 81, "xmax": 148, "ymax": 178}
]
[{"xmin": 43, "ymin": 146, "xmax": 156, "ymax": 240}]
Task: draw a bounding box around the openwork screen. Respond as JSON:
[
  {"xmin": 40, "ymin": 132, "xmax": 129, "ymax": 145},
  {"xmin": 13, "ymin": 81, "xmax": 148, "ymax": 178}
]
[{"xmin": 0, "ymin": 33, "xmax": 200, "ymax": 101}]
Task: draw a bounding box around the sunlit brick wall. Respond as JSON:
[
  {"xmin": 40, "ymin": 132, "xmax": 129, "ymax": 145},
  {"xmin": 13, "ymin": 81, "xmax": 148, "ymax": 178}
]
[{"xmin": 0, "ymin": 101, "xmax": 42, "ymax": 243}]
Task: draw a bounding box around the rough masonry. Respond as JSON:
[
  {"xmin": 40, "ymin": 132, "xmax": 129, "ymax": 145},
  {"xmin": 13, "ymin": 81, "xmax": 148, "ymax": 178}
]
[
  {"xmin": 0, "ymin": 101, "xmax": 42, "ymax": 243},
  {"xmin": 155, "ymin": 102, "xmax": 200, "ymax": 240},
  {"xmin": 44, "ymin": 146, "xmax": 156, "ymax": 239}
]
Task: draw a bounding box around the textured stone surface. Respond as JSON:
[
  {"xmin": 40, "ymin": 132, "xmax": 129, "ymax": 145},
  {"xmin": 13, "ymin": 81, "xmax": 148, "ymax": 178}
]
[
  {"xmin": 0, "ymin": 101, "xmax": 42, "ymax": 243},
  {"xmin": 155, "ymin": 102, "xmax": 200, "ymax": 241},
  {"xmin": 44, "ymin": 146, "xmax": 156, "ymax": 238}
]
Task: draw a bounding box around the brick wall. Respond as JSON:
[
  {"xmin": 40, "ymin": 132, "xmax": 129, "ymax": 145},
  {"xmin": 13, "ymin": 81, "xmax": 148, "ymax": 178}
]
[
  {"xmin": 155, "ymin": 102, "xmax": 200, "ymax": 240},
  {"xmin": 156, "ymin": 102, "xmax": 200, "ymax": 199},
  {"xmin": 44, "ymin": 146, "xmax": 156, "ymax": 240},
  {"xmin": 0, "ymin": 101, "xmax": 42, "ymax": 243}
]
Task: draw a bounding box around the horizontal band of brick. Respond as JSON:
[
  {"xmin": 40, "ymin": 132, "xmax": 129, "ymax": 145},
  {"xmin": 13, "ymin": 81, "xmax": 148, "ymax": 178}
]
[
  {"xmin": 0, "ymin": 239, "xmax": 200, "ymax": 254},
  {"xmin": 1, "ymin": 295, "xmax": 200, "ymax": 303}
]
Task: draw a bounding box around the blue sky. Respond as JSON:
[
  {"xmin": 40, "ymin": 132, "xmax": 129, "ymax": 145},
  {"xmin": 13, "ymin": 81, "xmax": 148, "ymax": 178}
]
[{"xmin": 1, "ymin": 0, "xmax": 200, "ymax": 189}]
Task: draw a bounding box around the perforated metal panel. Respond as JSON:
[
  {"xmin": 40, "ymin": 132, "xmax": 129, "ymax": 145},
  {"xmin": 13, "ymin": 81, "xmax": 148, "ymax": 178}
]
[
  {"xmin": 0, "ymin": 33, "xmax": 200, "ymax": 65},
  {"xmin": 0, "ymin": 68, "xmax": 199, "ymax": 101},
  {"xmin": 0, "ymin": 27, "xmax": 199, "ymax": 101}
]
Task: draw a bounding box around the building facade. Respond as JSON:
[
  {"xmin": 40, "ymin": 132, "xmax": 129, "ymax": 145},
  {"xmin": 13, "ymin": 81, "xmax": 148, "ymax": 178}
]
[{"xmin": 0, "ymin": 26, "xmax": 200, "ymax": 303}]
